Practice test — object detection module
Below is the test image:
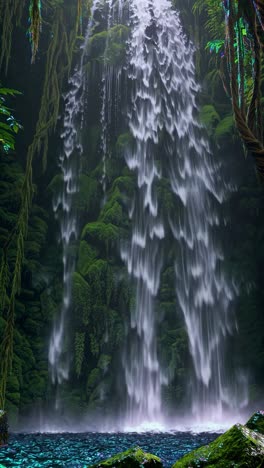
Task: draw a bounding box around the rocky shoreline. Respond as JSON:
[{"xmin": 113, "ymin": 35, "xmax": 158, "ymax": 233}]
[{"xmin": 89, "ymin": 412, "xmax": 264, "ymax": 467}]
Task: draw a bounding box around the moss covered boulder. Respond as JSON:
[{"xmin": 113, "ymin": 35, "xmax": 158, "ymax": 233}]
[
  {"xmin": 246, "ymin": 411, "xmax": 264, "ymax": 434},
  {"xmin": 89, "ymin": 447, "xmax": 163, "ymax": 467},
  {"xmin": 0, "ymin": 410, "xmax": 8, "ymax": 446},
  {"xmin": 172, "ymin": 423, "xmax": 264, "ymax": 468}
]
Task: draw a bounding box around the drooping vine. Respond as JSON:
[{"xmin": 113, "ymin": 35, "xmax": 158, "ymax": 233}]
[
  {"xmin": 194, "ymin": 0, "xmax": 264, "ymax": 179},
  {"xmin": 0, "ymin": 0, "xmax": 25, "ymax": 74},
  {"xmin": 225, "ymin": 0, "xmax": 264, "ymax": 179},
  {"xmin": 28, "ymin": 0, "xmax": 42, "ymax": 63}
]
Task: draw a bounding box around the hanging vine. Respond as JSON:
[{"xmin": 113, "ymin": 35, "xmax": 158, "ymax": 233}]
[
  {"xmin": 194, "ymin": 0, "xmax": 264, "ymax": 179},
  {"xmin": 0, "ymin": 0, "xmax": 25, "ymax": 74},
  {"xmin": 28, "ymin": 0, "xmax": 42, "ymax": 63},
  {"xmin": 224, "ymin": 0, "xmax": 264, "ymax": 179}
]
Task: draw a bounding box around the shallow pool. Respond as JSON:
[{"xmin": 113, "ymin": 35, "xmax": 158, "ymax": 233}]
[{"xmin": 0, "ymin": 431, "xmax": 219, "ymax": 467}]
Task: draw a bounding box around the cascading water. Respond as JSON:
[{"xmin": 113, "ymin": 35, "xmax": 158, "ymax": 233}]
[
  {"xmin": 100, "ymin": 0, "xmax": 114, "ymax": 195},
  {"xmin": 121, "ymin": 0, "xmax": 247, "ymax": 425},
  {"xmin": 121, "ymin": 0, "xmax": 168, "ymax": 427},
  {"xmin": 48, "ymin": 0, "xmax": 247, "ymax": 425},
  {"xmin": 48, "ymin": 12, "xmax": 96, "ymax": 392}
]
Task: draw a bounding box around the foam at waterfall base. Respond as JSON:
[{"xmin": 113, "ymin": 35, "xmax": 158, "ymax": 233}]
[{"xmin": 17, "ymin": 408, "xmax": 250, "ymax": 435}]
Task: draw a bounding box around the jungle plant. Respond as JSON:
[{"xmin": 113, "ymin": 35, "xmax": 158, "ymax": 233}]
[
  {"xmin": 0, "ymin": 87, "xmax": 22, "ymax": 153},
  {"xmin": 194, "ymin": 0, "xmax": 264, "ymax": 180}
]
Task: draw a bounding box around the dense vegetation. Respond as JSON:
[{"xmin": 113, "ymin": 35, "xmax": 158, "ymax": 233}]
[{"xmin": 0, "ymin": 0, "xmax": 264, "ymax": 427}]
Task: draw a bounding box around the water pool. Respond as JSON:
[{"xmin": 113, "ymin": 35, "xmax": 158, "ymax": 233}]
[{"xmin": 0, "ymin": 431, "xmax": 219, "ymax": 467}]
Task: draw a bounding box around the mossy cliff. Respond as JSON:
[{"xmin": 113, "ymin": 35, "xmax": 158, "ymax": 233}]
[
  {"xmin": 172, "ymin": 412, "xmax": 264, "ymax": 468},
  {"xmin": 88, "ymin": 447, "xmax": 163, "ymax": 468},
  {"xmin": 1, "ymin": 0, "xmax": 264, "ymax": 425}
]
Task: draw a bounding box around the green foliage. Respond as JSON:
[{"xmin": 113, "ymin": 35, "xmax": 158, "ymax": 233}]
[
  {"xmin": 98, "ymin": 354, "xmax": 111, "ymax": 372},
  {"xmin": 81, "ymin": 222, "xmax": 119, "ymax": 245},
  {"xmin": 75, "ymin": 332, "xmax": 85, "ymax": 378},
  {"xmin": 215, "ymin": 115, "xmax": 234, "ymax": 140},
  {"xmin": 199, "ymin": 105, "xmax": 220, "ymax": 135},
  {"xmin": 86, "ymin": 368, "xmax": 100, "ymax": 396},
  {"xmin": 77, "ymin": 241, "xmax": 98, "ymax": 277},
  {"xmin": 193, "ymin": 0, "xmax": 225, "ymax": 39},
  {"xmin": 0, "ymin": 87, "xmax": 22, "ymax": 153},
  {"xmin": 72, "ymin": 272, "xmax": 91, "ymax": 327},
  {"xmin": 115, "ymin": 132, "xmax": 133, "ymax": 156},
  {"xmin": 0, "ymin": 0, "xmax": 25, "ymax": 74},
  {"xmin": 74, "ymin": 175, "xmax": 99, "ymax": 213},
  {"xmin": 206, "ymin": 40, "xmax": 225, "ymax": 55}
]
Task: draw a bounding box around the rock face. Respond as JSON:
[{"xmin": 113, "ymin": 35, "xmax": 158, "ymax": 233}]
[
  {"xmin": 0, "ymin": 410, "xmax": 8, "ymax": 446},
  {"xmin": 246, "ymin": 410, "xmax": 264, "ymax": 434},
  {"xmin": 172, "ymin": 420, "xmax": 264, "ymax": 468},
  {"xmin": 88, "ymin": 447, "xmax": 163, "ymax": 468}
]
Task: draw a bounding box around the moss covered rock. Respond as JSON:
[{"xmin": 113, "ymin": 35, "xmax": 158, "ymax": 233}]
[
  {"xmin": 172, "ymin": 423, "xmax": 264, "ymax": 468},
  {"xmin": 89, "ymin": 447, "xmax": 163, "ymax": 467},
  {"xmin": 0, "ymin": 410, "xmax": 8, "ymax": 446},
  {"xmin": 88, "ymin": 25, "xmax": 129, "ymax": 66},
  {"xmin": 246, "ymin": 411, "xmax": 264, "ymax": 434}
]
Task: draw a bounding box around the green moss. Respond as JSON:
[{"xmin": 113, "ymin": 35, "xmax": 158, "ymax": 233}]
[
  {"xmin": 86, "ymin": 368, "xmax": 101, "ymax": 396},
  {"xmin": 75, "ymin": 332, "xmax": 85, "ymax": 378},
  {"xmin": 199, "ymin": 104, "xmax": 220, "ymax": 135},
  {"xmin": 100, "ymin": 200, "xmax": 123, "ymax": 226},
  {"xmin": 81, "ymin": 222, "xmax": 119, "ymax": 245},
  {"xmin": 215, "ymin": 115, "xmax": 234, "ymax": 140},
  {"xmin": 98, "ymin": 354, "xmax": 111, "ymax": 372},
  {"xmin": 89, "ymin": 447, "xmax": 163, "ymax": 467},
  {"xmin": 74, "ymin": 175, "xmax": 99, "ymax": 213},
  {"xmin": 172, "ymin": 423, "xmax": 264, "ymax": 468},
  {"xmin": 116, "ymin": 132, "xmax": 133, "ymax": 156},
  {"xmin": 112, "ymin": 176, "xmax": 134, "ymax": 195},
  {"xmin": 88, "ymin": 25, "xmax": 130, "ymax": 66},
  {"xmin": 72, "ymin": 272, "xmax": 91, "ymax": 327},
  {"xmin": 246, "ymin": 411, "xmax": 264, "ymax": 435},
  {"xmin": 77, "ymin": 241, "xmax": 98, "ymax": 277}
]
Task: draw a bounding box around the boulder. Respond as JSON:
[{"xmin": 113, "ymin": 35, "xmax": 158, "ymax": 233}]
[
  {"xmin": 246, "ymin": 410, "xmax": 264, "ymax": 434},
  {"xmin": 172, "ymin": 422, "xmax": 264, "ymax": 468},
  {"xmin": 0, "ymin": 410, "xmax": 8, "ymax": 446},
  {"xmin": 88, "ymin": 447, "xmax": 163, "ymax": 468}
]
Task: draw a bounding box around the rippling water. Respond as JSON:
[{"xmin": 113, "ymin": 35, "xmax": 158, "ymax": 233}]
[{"xmin": 0, "ymin": 431, "xmax": 219, "ymax": 467}]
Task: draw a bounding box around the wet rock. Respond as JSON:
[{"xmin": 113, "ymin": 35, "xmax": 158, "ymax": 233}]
[
  {"xmin": 88, "ymin": 447, "xmax": 163, "ymax": 467},
  {"xmin": 172, "ymin": 422, "xmax": 264, "ymax": 467},
  {"xmin": 246, "ymin": 410, "xmax": 264, "ymax": 434},
  {"xmin": 0, "ymin": 410, "xmax": 8, "ymax": 446}
]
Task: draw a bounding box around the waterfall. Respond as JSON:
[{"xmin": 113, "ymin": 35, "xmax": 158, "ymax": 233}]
[
  {"xmin": 48, "ymin": 0, "xmax": 247, "ymax": 424},
  {"xmin": 121, "ymin": 0, "xmax": 247, "ymax": 424},
  {"xmin": 121, "ymin": 0, "xmax": 168, "ymax": 427},
  {"xmin": 48, "ymin": 10, "xmax": 96, "ymax": 392}
]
